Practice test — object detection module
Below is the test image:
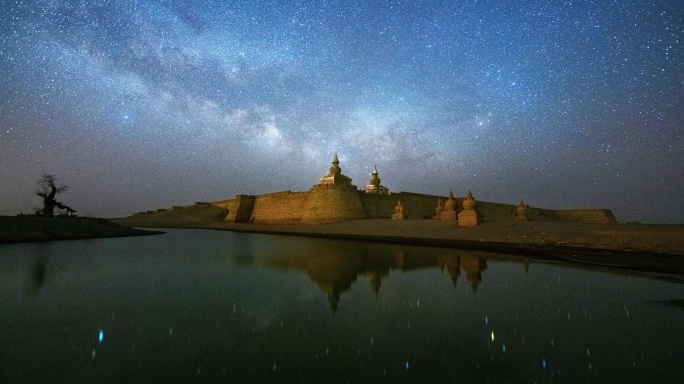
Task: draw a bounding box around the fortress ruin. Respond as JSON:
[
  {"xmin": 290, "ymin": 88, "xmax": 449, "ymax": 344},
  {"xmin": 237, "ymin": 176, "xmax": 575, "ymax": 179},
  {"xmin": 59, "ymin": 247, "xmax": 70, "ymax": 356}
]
[{"xmin": 210, "ymin": 154, "xmax": 617, "ymax": 225}]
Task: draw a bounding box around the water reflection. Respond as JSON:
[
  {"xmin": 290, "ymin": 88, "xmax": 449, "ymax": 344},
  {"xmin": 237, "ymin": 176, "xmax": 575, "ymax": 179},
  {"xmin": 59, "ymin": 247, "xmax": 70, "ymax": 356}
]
[
  {"xmin": 29, "ymin": 260, "xmax": 46, "ymax": 295},
  {"xmin": 232, "ymin": 238, "xmax": 508, "ymax": 312},
  {"xmin": 1, "ymin": 230, "xmax": 682, "ymax": 384},
  {"xmin": 22, "ymin": 243, "xmax": 52, "ymax": 296}
]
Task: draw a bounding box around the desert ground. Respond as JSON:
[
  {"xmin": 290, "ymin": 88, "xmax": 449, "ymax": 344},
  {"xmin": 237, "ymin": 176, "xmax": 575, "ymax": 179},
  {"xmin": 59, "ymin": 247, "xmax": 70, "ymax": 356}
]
[
  {"xmin": 111, "ymin": 204, "xmax": 684, "ymax": 273},
  {"xmin": 3, "ymin": 203, "xmax": 683, "ymax": 273}
]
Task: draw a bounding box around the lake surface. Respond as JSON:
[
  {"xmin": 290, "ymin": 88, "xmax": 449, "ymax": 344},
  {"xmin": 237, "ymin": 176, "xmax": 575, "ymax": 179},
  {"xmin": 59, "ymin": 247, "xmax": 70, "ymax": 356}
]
[{"xmin": 1, "ymin": 229, "xmax": 683, "ymax": 383}]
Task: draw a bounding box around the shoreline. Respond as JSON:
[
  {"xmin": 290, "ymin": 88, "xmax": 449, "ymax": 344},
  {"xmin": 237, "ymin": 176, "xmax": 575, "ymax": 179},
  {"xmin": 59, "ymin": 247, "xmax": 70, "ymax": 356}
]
[
  {"xmin": 112, "ymin": 217, "xmax": 684, "ymax": 274},
  {"xmin": 5, "ymin": 209, "xmax": 683, "ymax": 273},
  {"xmin": 0, "ymin": 216, "xmax": 164, "ymax": 244}
]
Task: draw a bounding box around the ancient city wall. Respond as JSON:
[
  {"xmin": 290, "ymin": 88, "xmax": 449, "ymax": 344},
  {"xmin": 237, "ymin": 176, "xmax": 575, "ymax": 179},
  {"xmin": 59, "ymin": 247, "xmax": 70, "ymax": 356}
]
[
  {"xmin": 248, "ymin": 190, "xmax": 309, "ymax": 224},
  {"xmin": 539, "ymin": 208, "xmax": 617, "ymax": 224},
  {"xmin": 360, "ymin": 192, "xmax": 519, "ymax": 221},
  {"xmin": 218, "ymin": 190, "xmax": 617, "ymax": 224},
  {"xmin": 359, "ymin": 191, "xmax": 457, "ymax": 219},
  {"xmin": 476, "ymin": 201, "xmax": 521, "ymax": 221},
  {"xmin": 358, "ymin": 193, "xmax": 397, "ymax": 218},
  {"xmin": 210, "ymin": 199, "xmax": 233, "ymax": 209},
  {"xmin": 358, "ymin": 191, "xmax": 617, "ymax": 223},
  {"xmin": 224, "ymin": 195, "xmax": 255, "ymax": 223},
  {"xmin": 391, "ymin": 192, "xmax": 445, "ymax": 219},
  {"xmin": 300, "ymin": 184, "xmax": 368, "ymax": 223}
]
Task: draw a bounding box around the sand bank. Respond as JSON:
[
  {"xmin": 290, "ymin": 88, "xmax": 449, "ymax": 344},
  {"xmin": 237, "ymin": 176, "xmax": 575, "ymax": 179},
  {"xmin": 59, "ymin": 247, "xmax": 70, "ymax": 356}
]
[
  {"xmin": 0, "ymin": 216, "xmax": 164, "ymax": 244},
  {"xmin": 113, "ymin": 206, "xmax": 684, "ymax": 273}
]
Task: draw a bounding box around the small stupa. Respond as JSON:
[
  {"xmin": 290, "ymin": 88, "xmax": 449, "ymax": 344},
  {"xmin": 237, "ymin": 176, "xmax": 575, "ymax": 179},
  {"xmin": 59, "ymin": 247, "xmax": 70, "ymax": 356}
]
[
  {"xmin": 360, "ymin": 165, "xmax": 389, "ymax": 194},
  {"xmin": 441, "ymin": 189, "xmax": 458, "ymax": 221},
  {"xmin": 320, "ymin": 152, "xmax": 352, "ymax": 185},
  {"xmin": 432, "ymin": 198, "xmax": 444, "ymax": 219},
  {"xmin": 458, "ymin": 190, "xmax": 483, "ymax": 227},
  {"xmin": 512, "ymin": 199, "xmax": 529, "ymax": 221},
  {"xmin": 391, "ymin": 199, "xmax": 407, "ymax": 220}
]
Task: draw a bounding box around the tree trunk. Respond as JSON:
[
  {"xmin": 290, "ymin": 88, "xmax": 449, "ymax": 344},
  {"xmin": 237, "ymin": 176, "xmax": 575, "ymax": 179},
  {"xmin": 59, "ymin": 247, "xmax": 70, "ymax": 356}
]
[{"xmin": 42, "ymin": 200, "xmax": 56, "ymax": 217}]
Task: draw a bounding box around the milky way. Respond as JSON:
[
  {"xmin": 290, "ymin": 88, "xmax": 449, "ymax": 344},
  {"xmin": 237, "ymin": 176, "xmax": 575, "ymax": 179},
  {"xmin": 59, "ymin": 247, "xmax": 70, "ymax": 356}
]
[{"xmin": 1, "ymin": 0, "xmax": 682, "ymax": 222}]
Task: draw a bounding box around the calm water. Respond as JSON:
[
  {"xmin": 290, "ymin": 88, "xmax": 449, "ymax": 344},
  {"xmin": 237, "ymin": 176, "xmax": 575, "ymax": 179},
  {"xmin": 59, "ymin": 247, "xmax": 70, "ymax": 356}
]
[{"xmin": 1, "ymin": 229, "xmax": 683, "ymax": 383}]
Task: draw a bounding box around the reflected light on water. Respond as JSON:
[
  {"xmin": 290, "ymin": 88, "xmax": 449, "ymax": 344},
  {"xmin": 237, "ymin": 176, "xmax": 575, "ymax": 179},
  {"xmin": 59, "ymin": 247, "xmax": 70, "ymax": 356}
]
[{"xmin": 0, "ymin": 229, "xmax": 683, "ymax": 383}]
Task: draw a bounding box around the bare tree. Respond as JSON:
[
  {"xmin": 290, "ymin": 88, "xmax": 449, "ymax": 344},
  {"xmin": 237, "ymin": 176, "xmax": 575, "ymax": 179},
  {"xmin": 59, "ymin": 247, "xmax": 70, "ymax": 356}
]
[{"xmin": 35, "ymin": 174, "xmax": 68, "ymax": 217}]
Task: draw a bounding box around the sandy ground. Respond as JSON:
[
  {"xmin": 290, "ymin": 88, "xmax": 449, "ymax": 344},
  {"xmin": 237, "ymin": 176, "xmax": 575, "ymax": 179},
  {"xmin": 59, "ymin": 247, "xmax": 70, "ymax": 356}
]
[
  {"xmin": 4, "ymin": 205, "xmax": 682, "ymax": 273},
  {"xmin": 111, "ymin": 205, "xmax": 684, "ymax": 273},
  {"xmin": 0, "ymin": 216, "xmax": 163, "ymax": 244},
  {"xmin": 113, "ymin": 207, "xmax": 684, "ymax": 254}
]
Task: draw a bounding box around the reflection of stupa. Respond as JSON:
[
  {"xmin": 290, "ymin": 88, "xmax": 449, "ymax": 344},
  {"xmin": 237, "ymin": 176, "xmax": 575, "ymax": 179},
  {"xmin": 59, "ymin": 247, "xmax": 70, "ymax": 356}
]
[
  {"xmin": 436, "ymin": 253, "xmax": 489, "ymax": 292},
  {"xmin": 319, "ymin": 282, "xmax": 350, "ymax": 313},
  {"xmin": 235, "ymin": 238, "xmax": 523, "ymax": 311},
  {"xmin": 366, "ymin": 270, "xmax": 388, "ymax": 296},
  {"xmin": 460, "ymin": 256, "xmax": 488, "ymax": 293},
  {"xmin": 437, "ymin": 255, "xmax": 461, "ymax": 287},
  {"xmin": 243, "ymin": 240, "xmax": 442, "ymax": 311},
  {"xmin": 304, "ymin": 251, "xmax": 362, "ymax": 313}
]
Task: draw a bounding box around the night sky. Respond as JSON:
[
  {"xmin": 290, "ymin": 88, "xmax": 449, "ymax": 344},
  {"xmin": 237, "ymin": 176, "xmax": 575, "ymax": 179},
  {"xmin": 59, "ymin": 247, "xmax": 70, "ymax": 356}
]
[{"xmin": 1, "ymin": 0, "xmax": 682, "ymax": 223}]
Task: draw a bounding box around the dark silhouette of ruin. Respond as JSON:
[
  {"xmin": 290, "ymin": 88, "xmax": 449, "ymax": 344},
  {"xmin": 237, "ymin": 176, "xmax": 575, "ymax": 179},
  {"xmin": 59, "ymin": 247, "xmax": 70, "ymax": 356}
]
[{"xmin": 35, "ymin": 174, "xmax": 75, "ymax": 217}]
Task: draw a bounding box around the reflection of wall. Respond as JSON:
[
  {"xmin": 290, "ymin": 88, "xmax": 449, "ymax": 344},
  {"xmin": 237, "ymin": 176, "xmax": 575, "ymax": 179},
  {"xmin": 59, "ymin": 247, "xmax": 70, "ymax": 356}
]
[
  {"xmin": 243, "ymin": 241, "xmax": 497, "ymax": 312},
  {"xmin": 301, "ymin": 249, "xmax": 364, "ymax": 312},
  {"xmin": 247, "ymin": 241, "xmax": 442, "ymax": 312}
]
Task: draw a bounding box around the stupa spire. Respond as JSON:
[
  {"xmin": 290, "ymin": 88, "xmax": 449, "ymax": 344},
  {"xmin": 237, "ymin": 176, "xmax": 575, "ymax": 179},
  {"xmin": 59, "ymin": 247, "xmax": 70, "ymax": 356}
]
[
  {"xmin": 329, "ymin": 152, "xmax": 341, "ymax": 175},
  {"xmin": 360, "ymin": 163, "xmax": 388, "ymax": 194},
  {"xmin": 458, "ymin": 189, "xmax": 483, "ymax": 226},
  {"xmin": 319, "ymin": 152, "xmax": 351, "ymax": 185},
  {"xmin": 433, "ymin": 198, "xmax": 444, "ymax": 219},
  {"xmin": 369, "ymin": 164, "xmax": 380, "ymax": 186},
  {"xmin": 441, "ymin": 189, "xmax": 457, "ymax": 220},
  {"xmin": 391, "ymin": 198, "xmax": 407, "ymax": 220},
  {"xmin": 514, "ymin": 198, "xmax": 529, "ymax": 221}
]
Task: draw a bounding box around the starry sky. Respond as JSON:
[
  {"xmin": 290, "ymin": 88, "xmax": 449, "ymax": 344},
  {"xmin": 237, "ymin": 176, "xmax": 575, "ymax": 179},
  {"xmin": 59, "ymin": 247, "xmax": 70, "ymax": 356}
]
[{"xmin": 1, "ymin": 0, "xmax": 682, "ymax": 223}]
